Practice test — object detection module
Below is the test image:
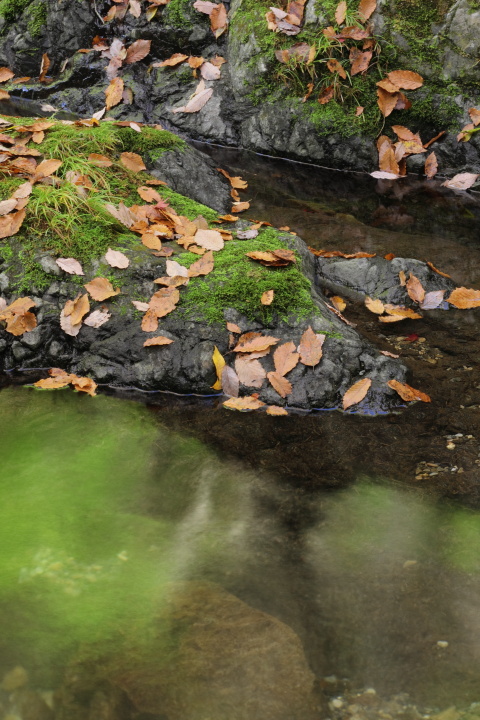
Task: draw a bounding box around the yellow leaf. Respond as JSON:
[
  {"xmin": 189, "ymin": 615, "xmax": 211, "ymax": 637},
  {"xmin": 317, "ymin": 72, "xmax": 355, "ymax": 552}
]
[{"xmin": 212, "ymin": 345, "xmax": 226, "ymax": 390}]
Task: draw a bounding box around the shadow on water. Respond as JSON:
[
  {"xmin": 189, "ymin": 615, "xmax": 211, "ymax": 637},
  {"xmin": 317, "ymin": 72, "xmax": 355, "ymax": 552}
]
[{"xmin": 2, "ymin": 387, "xmax": 480, "ymax": 714}]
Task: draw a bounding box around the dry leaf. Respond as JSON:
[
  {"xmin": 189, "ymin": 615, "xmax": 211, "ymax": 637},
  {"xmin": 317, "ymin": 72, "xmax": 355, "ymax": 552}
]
[
  {"xmin": 420, "ymin": 290, "xmax": 445, "ymax": 310},
  {"xmin": 120, "ymin": 151, "xmax": 146, "ymax": 172},
  {"xmin": 267, "ymin": 371, "xmax": 292, "ymax": 398},
  {"xmin": 343, "ymin": 377, "xmax": 371, "ymax": 409},
  {"xmin": 358, "ymin": 0, "xmax": 376, "ymax": 21},
  {"xmin": 166, "ymin": 259, "xmax": 189, "ymax": 278},
  {"xmin": 335, "ymin": 0, "xmax": 347, "ymax": 24},
  {"xmin": 84, "ymin": 277, "xmax": 120, "ymax": 301},
  {"xmin": 442, "ymin": 173, "xmax": 478, "ymax": 190},
  {"xmin": 141, "ymin": 308, "xmax": 158, "ymax": 332},
  {"xmin": 427, "ymin": 261, "xmax": 451, "ymax": 279},
  {"xmin": 143, "ymin": 335, "xmax": 174, "ymax": 347},
  {"xmin": 210, "ymin": 2, "xmax": 228, "ymax": 37},
  {"xmin": 0, "ymin": 209, "xmax": 26, "ymax": 239},
  {"xmin": 56, "ymin": 257, "xmax": 84, "ymax": 275},
  {"xmin": 34, "ymin": 158, "xmax": 62, "ymax": 179},
  {"xmin": 234, "ymin": 335, "xmax": 279, "ymax": 353},
  {"xmin": 425, "ymin": 152, "xmax": 438, "ymax": 179},
  {"xmin": 34, "ymin": 375, "xmax": 73, "ymax": 390},
  {"xmin": 406, "ymin": 272, "xmax": 425, "ymax": 304},
  {"xmin": 365, "ymin": 296, "xmax": 385, "ymax": 314},
  {"xmin": 0, "ymin": 67, "xmax": 14, "ymax": 83},
  {"xmin": 125, "ymin": 39, "xmax": 152, "ymax": 64},
  {"xmin": 105, "ymin": 248, "xmax": 129, "ymax": 268},
  {"xmin": 235, "ymin": 356, "xmax": 266, "ymax": 388},
  {"xmin": 261, "ymin": 289, "xmax": 274, "ymax": 305},
  {"xmin": 331, "ymin": 295, "xmax": 346, "ymax": 312},
  {"xmin": 172, "ymin": 86, "xmax": 213, "ymax": 114},
  {"xmin": 137, "ymin": 186, "xmax": 162, "ymax": 203},
  {"xmin": 350, "ymin": 48, "xmax": 372, "ymax": 76},
  {"xmin": 447, "ymin": 286, "xmax": 480, "ymax": 309},
  {"xmin": 298, "ymin": 326, "xmax": 325, "ymax": 367},
  {"xmin": 132, "ymin": 300, "xmax": 150, "ymax": 311},
  {"xmin": 222, "ymin": 396, "xmax": 265, "ymax": 411},
  {"xmin": 273, "ymin": 341, "xmax": 299, "ymax": 376},
  {"xmin": 231, "ymin": 201, "xmax": 250, "ymax": 213},
  {"xmin": 200, "ymin": 61, "xmax": 221, "ymax": 80},
  {"xmin": 266, "ymin": 405, "xmax": 288, "ymax": 416},
  {"xmin": 468, "ymin": 107, "xmax": 480, "ymax": 127},
  {"xmin": 0, "ymin": 199, "xmax": 17, "ymax": 216},
  {"xmin": 226, "ymin": 321, "xmax": 241, "ymax": 333},
  {"xmin": 71, "ymin": 376, "xmax": 97, "ymax": 397},
  {"xmin": 188, "ymin": 250, "xmax": 214, "ymax": 277},
  {"xmin": 377, "ymin": 87, "xmax": 399, "ymax": 117},
  {"xmin": 149, "ymin": 287, "xmax": 179, "ymax": 317},
  {"xmin": 194, "ymin": 228, "xmax": 224, "ymax": 251},
  {"xmin": 318, "ymin": 85, "xmax": 334, "ymax": 105},
  {"xmin": 141, "ymin": 233, "xmax": 161, "ymax": 250},
  {"xmin": 212, "ymin": 345, "xmax": 226, "ymax": 390},
  {"xmin": 387, "ymin": 379, "xmax": 431, "ymax": 403},
  {"xmin": 327, "ymin": 58, "xmax": 346, "ymax": 79},
  {"xmin": 221, "ymin": 365, "xmax": 239, "ymax": 397},
  {"xmin": 88, "ymin": 153, "xmax": 113, "ymax": 167},
  {"xmin": 105, "ymin": 77, "xmax": 124, "ymax": 109},
  {"xmin": 39, "ymin": 53, "xmax": 50, "ymax": 82},
  {"xmin": 387, "ymin": 70, "xmax": 423, "ymax": 90},
  {"xmin": 84, "ymin": 309, "xmax": 111, "ymax": 327},
  {"xmin": 155, "ymin": 53, "xmax": 188, "ymax": 67}
]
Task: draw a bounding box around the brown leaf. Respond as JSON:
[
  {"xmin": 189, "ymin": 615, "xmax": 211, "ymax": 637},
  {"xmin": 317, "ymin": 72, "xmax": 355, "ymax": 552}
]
[
  {"xmin": 380, "ymin": 305, "xmax": 422, "ymax": 321},
  {"xmin": 318, "ymin": 85, "xmax": 334, "ymax": 105},
  {"xmin": 88, "ymin": 153, "xmax": 113, "ymax": 167},
  {"xmin": 143, "ymin": 335, "xmax": 174, "ymax": 347},
  {"xmin": 231, "ymin": 201, "xmax": 250, "ymax": 213},
  {"xmin": 468, "ymin": 107, "xmax": 480, "ymax": 127},
  {"xmin": 33, "ymin": 158, "xmax": 62, "ymax": 179},
  {"xmin": 406, "ymin": 272, "xmax": 425, "ymax": 304},
  {"xmin": 221, "ymin": 365, "xmax": 239, "ymax": 397},
  {"xmin": 377, "ymin": 135, "xmax": 399, "ymax": 175},
  {"xmin": 335, "ymin": 0, "xmax": 346, "ymax": 24},
  {"xmin": 172, "ymin": 85, "xmax": 213, "ymax": 114},
  {"xmin": 447, "ymin": 286, "xmax": 480, "ymax": 309},
  {"xmin": 0, "ymin": 67, "xmax": 14, "ymax": 83},
  {"xmin": 376, "ymin": 78, "xmax": 400, "ymax": 93},
  {"xmin": 234, "ymin": 335, "xmax": 279, "ymax": 353},
  {"xmin": 387, "ymin": 70, "xmax": 423, "ymax": 90},
  {"xmin": 105, "ymin": 77, "xmax": 124, "ymax": 109},
  {"xmin": 261, "ymin": 289, "xmax": 274, "ymax": 305},
  {"xmin": 226, "ymin": 321, "xmax": 241, "ymax": 333},
  {"xmin": 387, "ymin": 379, "xmax": 430, "ymax": 403},
  {"xmin": 309, "ymin": 248, "xmax": 375, "ymax": 259},
  {"xmin": 188, "ymin": 250, "xmax": 214, "ymax": 277},
  {"xmin": 210, "ymin": 3, "xmax": 228, "ymax": 37},
  {"xmin": 343, "ymin": 377, "xmax": 372, "ymax": 409},
  {"xmin": 425, "ymin": 152, "xmax": 438, "ymax": 179},
  {"xmin": 427, "ymin": 261, "xmax": 451, "ymax": 279},
  {"xmin": 71, "ymin": 376, "xmax": 97, "ymax": 396},
  {"xmin": 358, "ymin": 0, "xmax": 376, "ymax": 21},
  {"xmin": 331, "ymin": 295, "xmax": 346, "ymax": 312},
  {"xmin": 84, "ymin": 309, "xmax": 111, "ymax": 327},
  {"xmin": 298, "ymin": 326, "xmax": 325, "ymax": 367},
  {"xmin": 120, "ymin": 151, "xmax": 146, "ymax": 172},
  {"xmin": 39, "ymin": 53, "xmax": 50, "ymax": 82},
  {"xmin": 266, "ymin": 405, "xmax": 288, "ymax": 416},
  {"xmin": 148, "ymin": 286, "xmax": 179, "ymax": 317},
  {"xmin": 141, "ymin": 308, "xmax": 158, "ymax": 332},
  {"xmin": 84, "ymin": 277, "xmax": 120, "ymax": 301},
  {"xmin": 365, "ymin": 296, "xmax": 385, "ymax": 314},
  {"xmin": 327, "ymin": 58, "xmax": 346, "ymax": 79},
  {"xmin": 267, "ymin": 371, "xmax": 292, "ymax": 398},
  {"xmin": 273, "ymin": 341, "xmax": 299, "ymax": 376},
  {"xmin": 34, "ymin": 375, "xmax": 73, "ymax": 390},
  {"xmin": 0, "ymin": 89, "xmax": 10, "ymax": 100},
  {"xmin": 141, "ymin": 233, "xmax": 162, "ymax": 250},
  {"xmin": 194, "ymin": 228, "xmax": 224, "ymax": 251},
  {"xmin": 235, "ymin": 356, "xmax": 266, "ymax": 388},
  {"xmin": 0, "ymin": 209, "xmax": 25, "ymax": 239},
  {"xmin": 0, "ymin": 199, "xmax": 17, "ymax": 216},
  {"xmin": 442, "ymin": 172, "xmax": 478, "ymax": 190},
  {"xmin": 200, "ymin": 61, "xmax": 221, "ymax": 80},
  {"xmin": 350, "ymin": 48, "xmax": 372, "ymax": 76},
  {"xmin": 377, "ymin": 87, "xmax": 399, "ymax": 117},
  {"xmin": 105, "ymin": 248, "xmax": 129, "ymax": 268},
  {"xmin": 222, "ymin": 396, "xmax": 265, "ymax": 412},
  {"xmin": 217, "ymin": 167, "xmax": 248, "ymax": 189},
  {"xmin": 125, "ymin": 39, "xmax": 152, "ymax": 64},
  {"xmin": 56, "ymin": 257, "xmax": 84, "ymax": 275},
  {"xmin": 155, "ymin": 53, "xmax": 188, "ymax": 67}
]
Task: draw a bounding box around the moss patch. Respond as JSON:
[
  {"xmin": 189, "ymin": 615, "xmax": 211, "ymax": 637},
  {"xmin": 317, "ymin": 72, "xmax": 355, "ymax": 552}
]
[
  {"xmin": 163, "ymin": 0, "xmax": 200, "ymax": 28},
  {"xmin": 27, "ymin": 0, "xmax": 46, "ymax": 36},
  {"xmin": 0, "ymin": 0, "xmax": 31, "ymax": 23},
  {"xmin": 176, "ymin": 227, "xmax": 318, "ymax": 324}
]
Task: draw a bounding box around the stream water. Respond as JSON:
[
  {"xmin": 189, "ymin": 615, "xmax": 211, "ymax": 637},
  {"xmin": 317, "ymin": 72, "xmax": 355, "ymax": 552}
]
[{"xmin": 1, "ymin": 147, "xmax": 480, "ymax": 719}]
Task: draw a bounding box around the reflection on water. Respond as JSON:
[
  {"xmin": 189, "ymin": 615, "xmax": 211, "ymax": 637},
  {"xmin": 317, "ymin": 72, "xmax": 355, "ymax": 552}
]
[{"xmin": 1, "ymin": 387, "xmax": 480, "ymax": 716}]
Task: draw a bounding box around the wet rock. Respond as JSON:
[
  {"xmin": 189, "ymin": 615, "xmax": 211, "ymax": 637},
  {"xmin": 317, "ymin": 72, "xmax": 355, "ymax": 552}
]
[{"xmin": 57, "ymin": 582, "xmax": 319, "ymax": 720}]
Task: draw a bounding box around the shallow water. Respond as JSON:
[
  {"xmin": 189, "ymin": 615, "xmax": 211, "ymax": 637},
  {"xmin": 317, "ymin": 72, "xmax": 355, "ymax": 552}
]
[{"xmin": 2, "ymin": 148, "xmax": 480, "ymax": 717}]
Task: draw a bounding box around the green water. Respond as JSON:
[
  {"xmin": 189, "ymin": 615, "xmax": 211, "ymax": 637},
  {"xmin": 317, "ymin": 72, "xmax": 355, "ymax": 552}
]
[{"xmin": 2, "ymin": 386, "xmax": 480, "ymax": 713}]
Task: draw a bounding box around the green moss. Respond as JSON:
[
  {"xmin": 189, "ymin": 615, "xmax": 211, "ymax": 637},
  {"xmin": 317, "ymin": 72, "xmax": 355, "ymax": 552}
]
[
  {"xmin": 162, "ymin": 0, "xmax": 198, "ymax": 27},
  {"xmin": 117, "ymin": 126, "xmax": 186, "ymax": 155},
  {"xmin": 157, "ymin": 187, "xmax": 218, "ymax": 223},
  {"xmin": 27, "ymin": 0, "xmax": 46, "ymax": 36},
  {"xmin": 0, "ymin": 0, "xmax": 31, "ymax": 23},
  {"xmin": 176, "ymin": 227, "xmax": 319, "ymax": 324}
]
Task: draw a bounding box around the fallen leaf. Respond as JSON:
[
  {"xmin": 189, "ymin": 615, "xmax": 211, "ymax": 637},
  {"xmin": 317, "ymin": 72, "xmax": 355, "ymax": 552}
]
[
  {"xmin": 88, "ymin": 153, "xmax": 113, "ymax": 167},
  {"xmin": 425, "ymin": 152, "xmax": 438, "ymax": 179},
  {"xmin": 210, "ymin": 2, "xmax": 228, "ymax": 38},
  {"xmin": 356, "ymin": 105, "xmax": 364, "ymax": 116},
  {"xmin": 380, "ymin": 350, "xmax": 400, "ymax": 358},
  {"xmin": 442, "ymin": 172, "xmax": 479, "ymax": 190},
  {"xmin": 358, "ymin": 0, "xmax": 376, "ymax": 21},
  {"xmin": 194, "ymin": 228, "xmax": 224, "ymax": 251},
  {"xmin": 427, "ymin": 261, "xmax": 451, "ymax": 279},
  {"xmin": 327, "ymin": 58, "xmax": 347, "ymax": 79},
  {"xmin": 0, "ymin": 209, "xmax": 26, "ymax": 239},
  {"xmin": 84, "ymin": 309, "xmax": 111, "ymax": 327},
  {"xmin": 370, "ymin": 171, "xmax": 400, "ymax": 180},
  {"xmin": 212, "ymin": 345, "xmax": 226, "ymax": 390},
  {"xmin": 84, "ymin": 277, "xmax": 120, "ymax": 301},
  {"xmin": 309, "ymin": 248, "xmax": 376, "ymax": 259},
  {"xmin": 141, "ymin": 233, "xmax": 161, "ymax": 250},
  {"xmin": 0, "ymin": 67, "xmax": 14, "ymax": 83},
  {"xmin": 105, "ymin": 77, "xmax": 124, "ymax": 109},
  {"xmin": 148, "ymin": 286, "xmax": 179, "ymax": 317},
  {"xmin": 234, "ymin": 334, "xmax": 279, "ymax": 353},
  {"xmin": 399, "ymin": 270, "xmax": 407, "ymax": 286},
  {"xmin": 231, "ymin": 201, "xmax": 250, "ymax": 213},
  {"xmin": 155, "ymin": 53, "xmax": 188, "ymax": 67},
  {"xmin": 266, "ymin": 405, "xmax": 288, "ymax": 416},
  {"xmin": 105, "ymin": 248, "xmax": 129, "ymax": 268},
  {"xmin": 221, "ymin": 365, "xmax": 239, "ymax": 397},
  {"xmin": 71, "ymin": 376, "xmax": 97, "ymax": 396},
  {"xmin": 141, "ymin": 308, "xmax": 158, "ymax": 332},
  {"xmin": 335, "ymin": 0, "xmax": 347, "ymax": 24},
  {"xmin": 34, "ymin": 158, "xmax": 62, "ymax": 179},
  {"xmin": 468, "ymin": 107, "xmax": 480, "ymax": 127},
  {"xmin": 365, "ymin": 296, "xmax": 385, "ymax": 314},
  {"xmin": 350, "ymin": 48, "xmax": 372, "ymax": 76},
  {"xmin": 298, "ymin": 326, "xmax": 325, "ymax": 367},
  {"xmin": 420, "ymin": 290, "xmax": 445, "ymax": 309},
  {"xmin": 132, "ymin": 300, "xmax": 150, "ymax": 312},
  {"xmin": 343, "ymin": 377, "xmax": 372, "ymax": 409},
  {"xmin": 56, "ymin": 257, "xmax": 84, "ymax": 275},
  {"xmin": 237, "ymin": 228, "xmax": 258, "ymax": 239},
  {"xmin": 331, "ymin": 295, "xmax": 346, "ymax": 312},
  {"xmin": 200, "ymin": 61, "xmax": 221, "ymax": 80},
  {"xmin": 143, "ymin": 335, "xmax": 174, "ymax": 347},
  {"xmin": 406, "ymin": 272, "xmax": 425, "ymax": 304},
  {"xmin": 34, "ymin": 375, "xmax": 73, "ymax": 390},
  {"xmin": 377, "ymin": 87, "xmax": 399, "ymax": 117},
  {"xmin": 0, "ymin": 199, "xmax": 17, "ymax": 216},
  {"xmin": 267, "ymin": 371, "xmax": 292, "ymax": 397},
  {"xmin": 125, "ymin": 39, "xmax": 152, "ymax": 64},
  {"xmin": 0, "ymin": 297, "xmax": 37, "ymax": 336},
  {"xmin": 39, "ymin": 53, "xmax": 50, "ymax": 82},
  {"xmin": 273, "ymin": 341, "xmax": 299, "ymax": 376},
  {"xmin": 64, "ymin": 293, "xmax": 90, "ymax": 326},
  {"xmin": 172, "ymin": 85, "xmax": 213, "ymax": 113},
  {"xmin": 166, "ymin": 259, "xmax": 189, "ymax": 278},
  {"xmin": 318, "ymin": 85, "xmax": 334, "ymax": 105},
  {"xmin": 235, "ymin": 356, "xmax": 266, "ymax": 388},
  {"xmin": 188, "ymin": 250, "xmax": 214, "ymax": 277},
  {"xmin": 384, "ymin": 253, "xmax": 396, "ymax": 261},
  {"xmin": 387, "ymin": 378, "xmax": 431, "ymax": 403},
  {"xmin": 387, "ymin": 70, "xmax": 423, "ymax": 90},
  {"xmin": 447, "ymin": 286, "xmax": 480, "ymax": 309},
  {"xmin": 261, "ymin": 289, "xmax": 274, "ymax": 305},
  {"xmin": 120, "ymin": 151, "xmax": 146, "ymax": 172},
  {"xmin": 222, "ymin": 396, "xmax": 265, "ymax": 411}
]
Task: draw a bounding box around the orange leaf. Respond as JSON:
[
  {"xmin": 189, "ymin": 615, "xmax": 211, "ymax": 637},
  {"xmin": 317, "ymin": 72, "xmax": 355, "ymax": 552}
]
[
  {"xmin": 194, "ymin": 228, "xmax": 224, "ymax": 251},
  {"xmin": 226, "ymin": 321, "xmax": 241, "ymax": 333},
  {"xmin": 469, "ymin": 107, "xmax": 480, "ymax": 127},
  {"xmin": 231, "ymin": 201, "xmax": 250, "ymax": 213},
  {"xmin": 120, "ymin": 152, "xmax": 146, "ymax": 172},
  {"xmin": 261, "ymin": 289, "xmax": 274, "ymax": 305},
  {"xmin": 188, "ymin": 250, "xmax": 214, "ymax": 277},
  {"xmin": 331, "ymin": 295, "xmax": 346, "ymax": 312},
  {"xmin": 273, "ymin": 341, "xmax": 299, "ymax": 376},
  {"xmin": 406, "ymin": 272, "xmax": 425, "ymax": 304},
  {"xmin": 235, "ymin": 356, "xmax": 266, "ymax": 388},
  {"xmin": 387, "ymin": 70, "xmax": 423, "ymax": 90},
  {"xmin": 125, "ymin": 39, "xmax": 152, "ymax": 64},
  {"xmin": 388, "ymin": 379, "xmax": 430, "ymax": 403},
  {"xmin": 298, "ymin": 326, "xmax": 325, "ymax": 367},
  {"xmin": 156, "ymin": 53, "xmax": 188, "ymax": 67},
  {"xmin": 34, "ymin": 158, "xmax": 62, "ymax": 179},
  {"xmin": 141, "ymin": 308, "xmax": 158, "ymax": 332},
  {"xmin": 377, "ymin": 87, "xmax": 399, "ymax": 117},
  {"xmin": 267, "ymin": 370, "xmax": 292, "ymax": 398},
  {"xmin": 223, "ymin": 396, "xmax": 265, "ymax": 412},
  {"xmin": 266, "ymin": 405, "xmax": 288, "ymax": 416},
  {"xmin": 364, "ymin": 296, "xmax": 385, "ymax": 314},
  {"xmin": 0, "ymin": 67, "xmax": 14, "ymax": 83},
  {"xmin": 424, "ymin": 152, "xmax": 438, "ymax": 179},
  {"xmin": 88, "ymin": 153, "xmax": 113, "ymax": 167},
  {"xmin": 343, "ymin": 377, "xmax": 371, "ymax": 409},
  {"xmin": 358, "ymin": 0, "xmax": 376, "ymax": 21},
  {"xmin": 71, "ymin": 376, "xmax": 97, "ymax": 396},
  {"xmin": 327, "ymin": 58, "xmax": 346, "ymax": 79},
  {"xmin": 334, "ymin": 0, "xmax": 346, "ymax": 24},
  {"xmin": 318, "ymin": 85, "xmax": 334, "ymax": 105},
  {"xmin": 39, "ymin": 53, "xmax": 50, "ymax": 82},
  {"xmin": 447, "ymin": 286, "xmax": 480, "ymax": 309},
  {"xmin": 105, "ymin": 77, "xmax": 124, "ymax": 109},
  {"xmin": 234, "ymin": 335, "xmax": 279, "ymax": 353},
  {"xmin": 148, "ymin": 286, "xmax": 179, "ymax": 317},
  {"xmin": 34, "ymin": 375, "xmax": 73, "ymax": 390},
  {"xmin": 84, "ymin": 277, "xmax": 120, "ymax": 301},
  {"xmin": 0, "ymin": 208, "xmax": 25, "ymax": 239},
  {"xmin": 427, "ymin": 261, "xmax": 451, "ymax": 279},
  {"xmin": 143, "ymin": 335, "xmax": 174, "ymax": 346}
]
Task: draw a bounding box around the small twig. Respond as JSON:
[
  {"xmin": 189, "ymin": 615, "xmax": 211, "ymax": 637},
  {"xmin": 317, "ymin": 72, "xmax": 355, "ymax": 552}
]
[{"xmin": 93, "ymin": 0, "xmax": 105, "ymax": 25}]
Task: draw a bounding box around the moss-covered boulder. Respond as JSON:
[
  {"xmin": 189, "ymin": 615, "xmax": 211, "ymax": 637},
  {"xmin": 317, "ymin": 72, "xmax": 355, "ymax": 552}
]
[{"xmin": 0, "ymin": 115, "xmax": 410, "ymax": 412}]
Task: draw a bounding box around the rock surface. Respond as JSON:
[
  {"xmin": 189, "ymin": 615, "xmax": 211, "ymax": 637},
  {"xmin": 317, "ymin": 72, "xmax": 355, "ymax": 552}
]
[{"xmin": 54, "ymin": 581, "xmax": 320, "ymax": 720}]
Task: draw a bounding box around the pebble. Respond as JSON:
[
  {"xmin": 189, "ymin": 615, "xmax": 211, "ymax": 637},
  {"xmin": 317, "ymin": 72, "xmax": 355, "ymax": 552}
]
[
  {"xmin": 437, "ymin": 640, "xmax": 449, "ymax": 648},
  {"xmin": 446, "ymin": 443, "xmax": 455, "ymax": 450}
]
